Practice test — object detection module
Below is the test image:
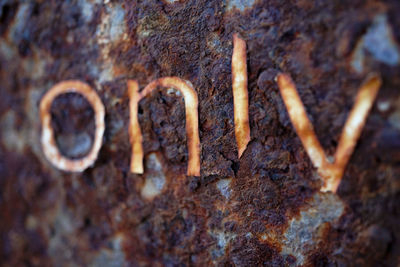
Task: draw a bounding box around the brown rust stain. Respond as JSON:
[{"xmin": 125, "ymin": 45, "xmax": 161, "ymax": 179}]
[{"xmin": 0, "ymin": 0, "xmax": 400, "ymax": 266}]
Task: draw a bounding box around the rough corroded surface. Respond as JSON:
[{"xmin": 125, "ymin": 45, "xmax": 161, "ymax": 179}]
[{"xmin": 1, "ymin": 0, "xmax": 400, "ymax": 266}]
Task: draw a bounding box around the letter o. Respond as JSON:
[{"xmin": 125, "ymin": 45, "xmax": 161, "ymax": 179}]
[{"xmin": 39, "ymin": 80, "xmax": 105, "ymax": 172}]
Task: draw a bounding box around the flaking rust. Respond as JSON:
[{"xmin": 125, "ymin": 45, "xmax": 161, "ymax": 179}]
[{"xmin": 1, "ymin": 0, "xmax": 400, "ymax": 266}]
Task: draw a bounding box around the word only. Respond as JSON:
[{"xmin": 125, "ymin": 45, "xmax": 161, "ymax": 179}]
[{"xmin": 39, "ymin": 34, "xmax": 381, "ymax": 193}]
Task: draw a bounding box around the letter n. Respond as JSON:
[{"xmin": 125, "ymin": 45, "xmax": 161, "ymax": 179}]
[{"xmin": 127, "ymin": 77, "xmax": 201, "ymax": 176}]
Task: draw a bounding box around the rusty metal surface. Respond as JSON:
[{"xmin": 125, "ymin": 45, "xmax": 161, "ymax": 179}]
[{"xmin": 0, "ymin": 0, "xmax": 399, "ymax": 266}]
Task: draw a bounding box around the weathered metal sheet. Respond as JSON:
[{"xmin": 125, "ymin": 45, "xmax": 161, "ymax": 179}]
[{"xmin": 0, "ymin": 0, "xmax": 399, "ymax": 266}]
